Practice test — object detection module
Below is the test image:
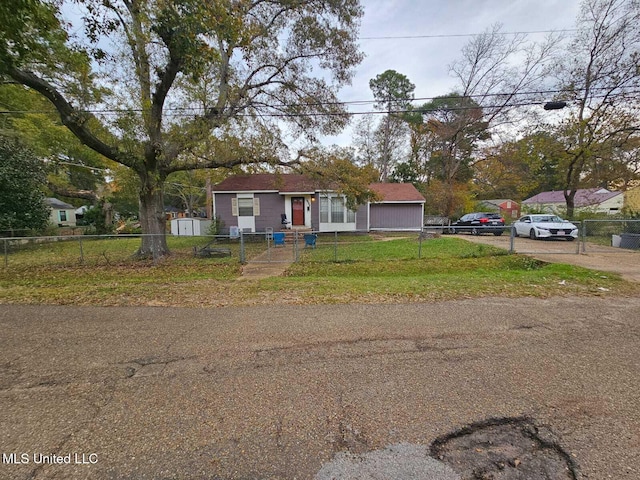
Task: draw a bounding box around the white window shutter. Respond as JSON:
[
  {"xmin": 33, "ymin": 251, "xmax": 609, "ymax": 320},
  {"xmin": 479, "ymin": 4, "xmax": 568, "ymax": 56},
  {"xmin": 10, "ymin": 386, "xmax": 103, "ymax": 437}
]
[
  {"xmin": 231, "ymin": 198, "xmax": 238, "ymax": 216},
  {"xmin": 253, "ymin": 198, "xmax": 260, "ymax": 216}
]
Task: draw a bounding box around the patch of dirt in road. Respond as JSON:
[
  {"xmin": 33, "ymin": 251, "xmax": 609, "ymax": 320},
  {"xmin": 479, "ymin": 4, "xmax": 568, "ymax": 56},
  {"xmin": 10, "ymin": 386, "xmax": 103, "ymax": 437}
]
[{"xmin": 431, "ymin": 417, "xmax": 580, "ymax": 480}]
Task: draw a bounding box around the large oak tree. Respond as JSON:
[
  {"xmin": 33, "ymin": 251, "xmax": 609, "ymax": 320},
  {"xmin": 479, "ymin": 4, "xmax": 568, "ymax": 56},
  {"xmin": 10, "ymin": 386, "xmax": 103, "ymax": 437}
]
[{"xmin": 1, "ymin": 0, "xmax": 364, "ymax": 257}]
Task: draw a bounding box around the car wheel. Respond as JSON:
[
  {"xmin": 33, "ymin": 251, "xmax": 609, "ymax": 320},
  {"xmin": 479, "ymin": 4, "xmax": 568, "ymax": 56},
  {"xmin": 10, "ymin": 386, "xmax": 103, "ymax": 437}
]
[
  {"xmin": 494, "ymin": 231, "xmax": 503, "ymax": 236},
  {"xmin": 471, "ymin": 227, "xmax": 479, "ymax": 236},
  {"xmin": 566, "ymin": 237, "xmax": 575, "ymax": 241},
  {"xmin": 529, "ymin": 229, "xmax": 537, "ymax": 240}
]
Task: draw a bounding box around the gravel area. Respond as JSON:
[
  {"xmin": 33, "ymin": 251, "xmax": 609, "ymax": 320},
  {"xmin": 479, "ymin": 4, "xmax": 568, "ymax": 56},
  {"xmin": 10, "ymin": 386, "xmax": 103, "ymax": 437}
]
[
  {"xmin": 457, "ymin": 234, "xmax": 640, "ymax": 282},
  {"xmin": 1, "ymin": 297, "xmax": 639, "ymax": 479}
]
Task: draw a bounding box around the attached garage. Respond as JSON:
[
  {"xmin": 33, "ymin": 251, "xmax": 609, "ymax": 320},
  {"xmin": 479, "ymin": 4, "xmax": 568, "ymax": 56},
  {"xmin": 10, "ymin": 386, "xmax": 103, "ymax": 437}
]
[{"xmin": 367, "ymin": 184, "xmax": 425, "ymax": 232}]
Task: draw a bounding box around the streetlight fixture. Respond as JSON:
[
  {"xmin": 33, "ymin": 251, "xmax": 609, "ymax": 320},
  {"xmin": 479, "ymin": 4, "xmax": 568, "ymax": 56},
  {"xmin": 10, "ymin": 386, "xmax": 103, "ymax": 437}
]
[{"xmin": 543, "ymin": 101, "xmax": 567, "ymax": 110}]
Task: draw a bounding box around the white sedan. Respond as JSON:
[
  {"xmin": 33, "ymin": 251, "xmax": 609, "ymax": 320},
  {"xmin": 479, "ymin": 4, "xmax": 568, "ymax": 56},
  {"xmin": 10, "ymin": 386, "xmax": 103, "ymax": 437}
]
[{"xmin": 513, "ymin": 215, "xmax": 579, "ymax": 240}]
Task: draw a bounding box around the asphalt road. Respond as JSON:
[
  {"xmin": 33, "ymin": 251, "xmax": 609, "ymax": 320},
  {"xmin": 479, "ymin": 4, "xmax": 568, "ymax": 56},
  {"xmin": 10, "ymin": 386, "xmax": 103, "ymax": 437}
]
[{"xmin": 1, "ymin": 299, "xmax": 639, "ymax": 479}]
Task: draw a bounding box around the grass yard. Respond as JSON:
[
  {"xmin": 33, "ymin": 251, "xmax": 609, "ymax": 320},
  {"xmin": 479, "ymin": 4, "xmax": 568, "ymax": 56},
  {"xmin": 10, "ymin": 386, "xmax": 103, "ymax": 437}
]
[{"xmin": 0, "ymin": 235, "xmax": 637, "ymax": 307}]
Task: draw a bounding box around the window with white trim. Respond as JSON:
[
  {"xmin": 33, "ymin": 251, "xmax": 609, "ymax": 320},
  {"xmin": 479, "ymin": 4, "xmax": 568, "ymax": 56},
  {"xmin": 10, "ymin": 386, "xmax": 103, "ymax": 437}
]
[
  {"xmin": 320, "ymin": 196, "xmax": 329, "ymax": 223},
  {"xmin": 237, "ymin": 197, "xmax": 254, "ymax": 216},
  {"xmin": 331, "ymin": 196, "xmax": 344, "ymax": 223},
  {"xmin": 232, "ymin": 195, "xmax": 260, "ymax": 217},
  {"xmin": 320, "ymin": 194, "xmax": 356, "ymax": 224}
]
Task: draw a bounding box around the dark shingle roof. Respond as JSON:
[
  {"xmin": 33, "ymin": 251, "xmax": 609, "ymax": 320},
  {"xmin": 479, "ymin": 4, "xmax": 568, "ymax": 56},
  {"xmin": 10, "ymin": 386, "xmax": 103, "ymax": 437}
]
[
  {"xmin": 212, "ymin": 174, "xmax": 319, "ymax": 193},
  {"xmin": 369, "ymin": 183, "xmax": 425, "ymax": 202},
  {"xmin": 213, "ymin": 174, "xmax": 425, "ymax": 202}
]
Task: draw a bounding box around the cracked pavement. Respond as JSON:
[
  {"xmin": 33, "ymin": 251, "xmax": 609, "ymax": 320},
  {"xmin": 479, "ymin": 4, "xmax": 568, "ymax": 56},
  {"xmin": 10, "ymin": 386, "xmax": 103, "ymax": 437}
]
[{"xmin": 1, "ymin": 297, "xmax": 639, "ymax": 479}]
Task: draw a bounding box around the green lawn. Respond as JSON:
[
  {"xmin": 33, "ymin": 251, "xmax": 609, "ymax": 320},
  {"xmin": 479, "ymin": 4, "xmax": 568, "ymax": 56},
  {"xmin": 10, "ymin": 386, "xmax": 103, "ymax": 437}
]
[{"xmin": 0, "ymin": 235, "xmax": 636, "ymax": 307}]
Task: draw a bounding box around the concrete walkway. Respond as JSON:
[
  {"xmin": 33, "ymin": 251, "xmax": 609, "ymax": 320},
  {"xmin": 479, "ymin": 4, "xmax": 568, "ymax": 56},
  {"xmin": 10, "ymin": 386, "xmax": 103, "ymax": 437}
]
[{"xmin": 239, "ymin": 242, "xmax": 296, "ymax": 280}]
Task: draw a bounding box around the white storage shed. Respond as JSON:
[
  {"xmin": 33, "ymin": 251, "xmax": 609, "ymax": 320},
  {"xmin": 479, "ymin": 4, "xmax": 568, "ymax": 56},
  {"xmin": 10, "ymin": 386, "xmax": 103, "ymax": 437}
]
[{"xmin": 170, "ymin": 218, "xmax": 212, "ymax": 236}]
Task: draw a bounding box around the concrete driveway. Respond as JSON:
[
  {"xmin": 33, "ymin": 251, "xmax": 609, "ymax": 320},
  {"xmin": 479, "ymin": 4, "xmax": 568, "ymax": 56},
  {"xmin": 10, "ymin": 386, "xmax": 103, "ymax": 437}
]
[
  {"xmin": 1, "ymin": 298, "xmax": 639, "ymax": 479},
  {"xmin": 457, "ymin": 233, "xmax": 640, "ymax": 283}
]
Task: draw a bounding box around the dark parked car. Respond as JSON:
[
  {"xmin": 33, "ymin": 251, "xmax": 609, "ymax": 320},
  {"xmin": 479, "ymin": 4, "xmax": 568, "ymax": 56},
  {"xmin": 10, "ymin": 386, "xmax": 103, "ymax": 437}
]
[{"xmin": 450, "ymin": 212, "xmax": 505, "ymax": 236}]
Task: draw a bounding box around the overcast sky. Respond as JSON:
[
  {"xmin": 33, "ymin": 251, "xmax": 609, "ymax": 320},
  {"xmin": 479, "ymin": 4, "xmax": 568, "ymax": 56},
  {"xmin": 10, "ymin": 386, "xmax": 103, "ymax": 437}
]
[{"xmin": 323, "ymin": 0, "xmax": 583, "ymax": 146}]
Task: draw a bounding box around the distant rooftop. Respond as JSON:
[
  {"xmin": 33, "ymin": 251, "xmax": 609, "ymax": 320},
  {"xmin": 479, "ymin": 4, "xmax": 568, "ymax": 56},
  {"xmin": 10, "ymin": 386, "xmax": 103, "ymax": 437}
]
[
  {"xmin": 45, "ymin": 198, "xmax": 74, "ymax": 210},
  {"xmin": 523, "ymin": 188, "xmax": 622, "ymax": 207}
]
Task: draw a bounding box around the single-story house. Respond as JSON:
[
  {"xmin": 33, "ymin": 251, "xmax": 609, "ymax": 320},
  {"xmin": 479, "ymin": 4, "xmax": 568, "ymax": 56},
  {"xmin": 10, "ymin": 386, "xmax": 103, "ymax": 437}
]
[
  {"xmin": 211, "ymin": 174, "xmax": 425, "ymax": 233},
  {"xmin": 522, "ymin": 188, "xmax": 624, "ymax": 215},
  {"xmin": 45, "ymin": 197, "xmax": 77, "ymax": 226},
  {"xmin": 476, "ymin": 199, "xmax": 520, "ymax": 219}
]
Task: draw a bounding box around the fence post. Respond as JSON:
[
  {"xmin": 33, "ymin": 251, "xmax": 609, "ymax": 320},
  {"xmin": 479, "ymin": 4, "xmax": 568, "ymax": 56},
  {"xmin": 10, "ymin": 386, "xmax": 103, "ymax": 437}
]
[
  {"xmin": 580, "ymin": 221, "xmax": 586, "ymax": 254},
  {"xmin": 78, "ymin": 237, "xmax": 84, "ymax": 264},
  {"xmin": 267, "ymin": 231, "xmax": 271, "ymax": 262},
  {"xmin": 334, "ymin": 231, "xmax": 338, "ymax": 262},
  {"xmin": 3, "ymin": 239, "xmax": 7, "ymax": 268},
  {"xmin": 418, "ymin": 234, "xmax": 422, "ymax": 259},
  {"xmin": 510, "ymin": 225, "xmax": 515, "ymax": 254},
  {"xmin": 239, "ymin": 231, "xmax": 246, "ymax": 264}
]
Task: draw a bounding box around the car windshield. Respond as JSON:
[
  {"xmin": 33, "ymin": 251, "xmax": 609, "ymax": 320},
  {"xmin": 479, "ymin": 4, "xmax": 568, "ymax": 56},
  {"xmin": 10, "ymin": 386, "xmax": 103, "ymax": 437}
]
[{"xmin": 532, "ymin": 215, "xmax": 563, "ymax": 223}]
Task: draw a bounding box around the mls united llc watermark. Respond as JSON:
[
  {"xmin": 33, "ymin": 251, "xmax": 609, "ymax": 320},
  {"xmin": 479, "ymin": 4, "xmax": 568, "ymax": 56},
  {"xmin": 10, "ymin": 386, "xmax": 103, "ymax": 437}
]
[{"xmin": 3, "ymin": 452, "xmax": 98, "ymax": 465}]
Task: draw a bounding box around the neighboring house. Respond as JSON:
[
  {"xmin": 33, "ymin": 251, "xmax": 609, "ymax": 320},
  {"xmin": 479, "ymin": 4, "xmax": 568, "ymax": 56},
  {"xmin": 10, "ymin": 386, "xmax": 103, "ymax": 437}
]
[
  {"xmin": 45, "ymin": 198, "xmax": 77, "ymax": 227},
  {"xmin": 522, "ymin": 188, "xmax": 624, "ymax": 215},
  {"xmin": 211, "ymin": 174, "xmax": 425, "ymax": 233},
  {"xmin": 476, "ymin": 199, "xmax": 520, "ymax": 219},
  {"xmin": 164, "ymin": 206, "xmax": 182, "ymax": 220}
]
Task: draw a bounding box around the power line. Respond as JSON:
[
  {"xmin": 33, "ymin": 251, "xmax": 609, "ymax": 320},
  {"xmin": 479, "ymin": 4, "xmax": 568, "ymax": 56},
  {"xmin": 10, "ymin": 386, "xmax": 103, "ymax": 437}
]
[
  {"xmin": 0, "ymin": 88, "xmax": 637, "ymax": 118},
  {"xmin": 360, "ymin": 29, "xmax": 578, "ymax": 40}
]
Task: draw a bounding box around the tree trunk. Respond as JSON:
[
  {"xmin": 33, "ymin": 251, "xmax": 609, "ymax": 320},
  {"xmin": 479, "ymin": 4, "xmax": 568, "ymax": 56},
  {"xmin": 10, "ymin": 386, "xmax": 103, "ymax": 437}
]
[
  {"xmin": 137, "ymin": 176, "xmax": 169, "ymax": 259},
  {"xmin": 564, "ymin": 191, "xmax": 576, "ymax": 220}
]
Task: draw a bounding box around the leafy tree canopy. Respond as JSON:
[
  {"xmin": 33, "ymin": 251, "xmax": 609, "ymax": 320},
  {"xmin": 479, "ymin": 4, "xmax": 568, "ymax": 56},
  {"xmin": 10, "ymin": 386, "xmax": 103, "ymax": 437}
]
[
  {"xmin": 0, "ymin": 135, "xmax": 50, "ymax": 231},
  {"xmin": 1, "ymin": 0, "xmax": 365, "ymax": 257}
]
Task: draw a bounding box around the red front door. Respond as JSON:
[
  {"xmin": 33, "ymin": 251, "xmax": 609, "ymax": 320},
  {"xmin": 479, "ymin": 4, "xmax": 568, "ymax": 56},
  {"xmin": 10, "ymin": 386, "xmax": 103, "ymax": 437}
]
[{"xmin": 292, "ymin": 197, "xmax": 305, "ymax": 226}]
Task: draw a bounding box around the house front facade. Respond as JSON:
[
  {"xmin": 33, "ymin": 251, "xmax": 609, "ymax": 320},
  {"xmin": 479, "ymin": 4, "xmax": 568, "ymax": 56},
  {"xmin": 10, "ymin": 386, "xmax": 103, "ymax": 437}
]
[
  {"xmin": 211, "ymin": 174, "xmax": 425, "ymax": 234},
  {"xmin": 523, "ymin": 188, "xmax": 624, "ymax": 215}
]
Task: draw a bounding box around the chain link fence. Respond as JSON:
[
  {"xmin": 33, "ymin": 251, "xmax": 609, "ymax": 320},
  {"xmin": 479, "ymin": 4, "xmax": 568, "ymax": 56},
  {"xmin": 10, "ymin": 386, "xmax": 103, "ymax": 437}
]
[
  {"xmin": 1, "ymin": 230, "xmax": 443, "ymax": 269},
  {"xmin": 442, "ymin": 220, "xmax": 640, "ymax": 255},
  {"xmin": 3, "ymin": 220, "xmax": 638, "ymax": 270},
  {"xmin": 0, "ymin": 234, "xmax": 246, "ymax": 269},
  {"xmin": 581, "ymin": 219, "xmax": 640, "ymax": 253},
  {"xmin": 239, "ymin": 230, "xmax": 430, "ymax": 264}
]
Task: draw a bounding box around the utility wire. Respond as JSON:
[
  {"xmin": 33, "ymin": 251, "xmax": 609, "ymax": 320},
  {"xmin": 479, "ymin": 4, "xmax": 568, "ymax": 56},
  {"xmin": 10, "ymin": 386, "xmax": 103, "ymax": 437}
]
[
  {"xmin": 360, "ymin": 29, "xmax": 578, "ymax": 40},
  {"xmin": 0, "ymin": 89, "xmax": 637, "ymax": 118}
]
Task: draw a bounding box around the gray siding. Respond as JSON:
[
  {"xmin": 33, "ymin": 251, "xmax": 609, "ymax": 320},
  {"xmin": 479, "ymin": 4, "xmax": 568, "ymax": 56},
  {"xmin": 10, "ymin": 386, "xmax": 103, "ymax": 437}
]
[
  {"xmin": 254, "ymin": 193, "xmax": 286, "ymax": 231},
  {"xmin": 369, "ymin": 204, "xmax": 423, "ymax": 230},
  {"xmin": 311, "ymin": 194, "xmax": 320, "ymax": 230},
  {"xmin": 213, "ymin": 193, "xmax": 235, "ymax": 233},
  {"xmin": 356, "ymin": 204, "xmax": 368, "ymax": 230},
  {"xmin": 213, "ymin": 192, "xmax": 286, "ymax": 233}
]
